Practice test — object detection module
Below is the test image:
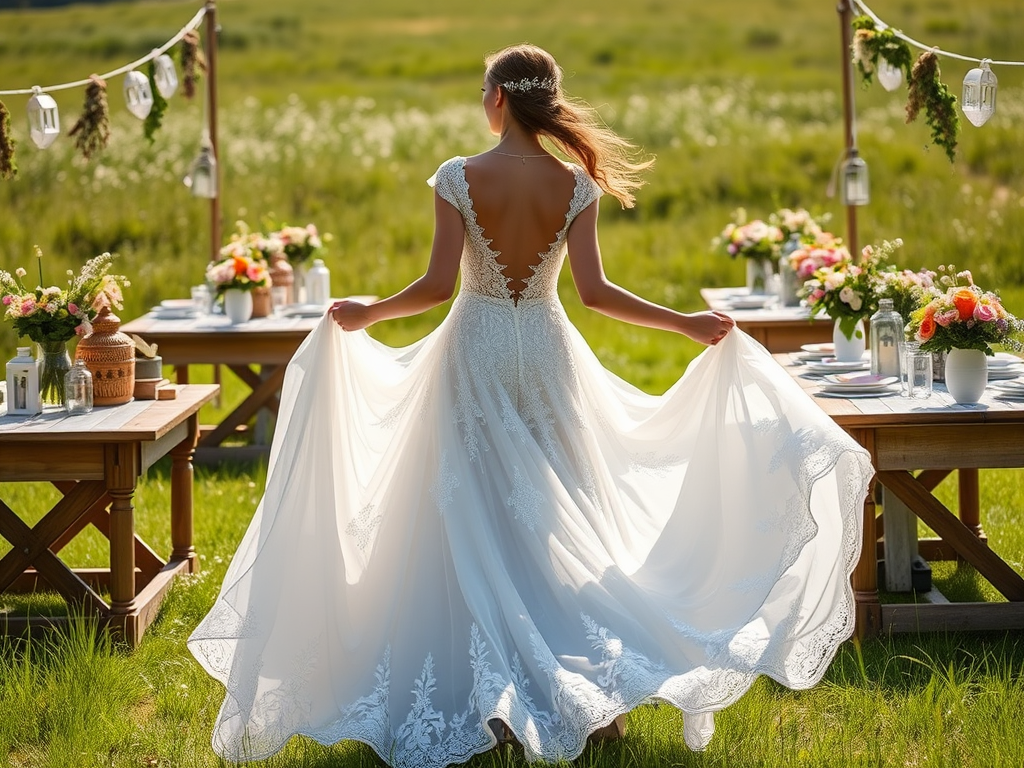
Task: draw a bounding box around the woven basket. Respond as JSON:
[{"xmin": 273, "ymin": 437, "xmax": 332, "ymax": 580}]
[
  {"xmin": 251, "ymin": 286, "xmax": 272, "ymax": 318},
  {"xmin": 75, "ymin": 308, "xmax": 135, "ymax": 406}
]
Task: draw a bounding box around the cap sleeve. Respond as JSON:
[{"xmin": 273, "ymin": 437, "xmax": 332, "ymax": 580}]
[{"xmin": 426, "ymin": 156, "xmax": 465, "ymax": 211}]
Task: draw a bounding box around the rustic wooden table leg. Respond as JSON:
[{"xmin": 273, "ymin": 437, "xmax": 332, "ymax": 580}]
[
  {"xmin": 851, "ymin": 429, "xmax": 882, "ymax": 637},
  {"xmin": 957, "ymin": 468, "xmax": 985, "ymax": 540},
  {"xmin": 105, "ymin": 443, "xmax": 140, "ymax": 644},
  {"xmin": 171, "ymin": 414, "xmax": 199, "ymax": 571}
]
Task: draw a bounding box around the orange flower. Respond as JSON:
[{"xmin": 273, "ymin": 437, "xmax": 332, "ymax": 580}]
[
  {"xmin": 917, "ymin": 314, "xmax": 936, "ymax": 342},
  {"xmin": 232, "ymin": 256, "xmax": 248, "ymax": 276},
  {"xmin": 953, "ymin": 288, "xmax": 977, "ymax": 321}
]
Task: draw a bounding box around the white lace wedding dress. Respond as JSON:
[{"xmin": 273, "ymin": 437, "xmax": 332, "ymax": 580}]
[{"xmin": 188, "ymin": 157, "xmax": 873, "ymax": 767}]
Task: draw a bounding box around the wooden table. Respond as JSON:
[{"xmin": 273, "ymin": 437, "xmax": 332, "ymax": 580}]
[
  {"xmin": 777, "ymin": 353, "xmax": 1024, "ymax": 636},
  {"xmin": 122, "ymin": 308, "xmax": 339, "ymax": 461},
  {"xmin": 0, "ymin": 385, "xmax": 219, "ymax": 646},
  {"xmin": 702, "ymin": 287, "xmax": 833, "ymax": 352}
]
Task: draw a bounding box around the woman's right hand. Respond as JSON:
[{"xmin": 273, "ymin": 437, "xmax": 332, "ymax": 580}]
[{"xmin": 681, "ymin": 311, "xmax": 735, "ymax": 346}]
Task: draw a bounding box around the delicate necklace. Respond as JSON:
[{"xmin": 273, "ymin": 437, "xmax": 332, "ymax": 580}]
[{"xmin": 491, "ymin": 150, "xmax": 550, "ymax": 165}]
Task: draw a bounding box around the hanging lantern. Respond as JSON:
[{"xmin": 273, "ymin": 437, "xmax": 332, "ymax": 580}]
[
  {"xmin": 840, "ymin": 149, "xmax": 870, "ymax": 206},
  {"xmin": 27, "ymin": 87, "xmax": 60, "ymax": 149},
  {"xmin": 184, "ymin": 140, "xmax": 217, "ymax": 199},
  {"xmin": 153, "ymin": 53, "xmax": 179, "ymax": 99},
  {"xmin": 123, "ymin": 70, "xmax": 154, "ymax": 120},
  {"xmin": 877, "ymin": 58, "xmax": 904, "ymax": 92},
  {"xmin": 962, "ymin": 59, "xmax": 998, "ymax": 127}
]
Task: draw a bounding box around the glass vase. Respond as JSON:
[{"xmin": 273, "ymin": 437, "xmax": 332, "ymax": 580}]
[
  {"xmin": 745, "ymin": 258, "xmax": 774, "ymax": 295},
  {"xmin": 39, "ymin": 338, "xmax": 72, "ymax": 406}
]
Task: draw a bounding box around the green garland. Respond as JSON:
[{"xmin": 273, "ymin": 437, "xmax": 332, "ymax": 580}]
[
  {"xmin": 143, "ymin": 59, "xmax": 169, "ymax": 144},
  {"xmin": 68, "ymin": 75, "xmax": 111, "ymax": 160},
  {"xmin": 0, "ymin": 100, "xmax": 16, "ymax": 180},
  {"xmin": 905, "ymin": 50, "xmax": 960, "ymax": 163},
  {"xmin": 850, "ymin": 16, "xmax": 913, "ymax": 86}
]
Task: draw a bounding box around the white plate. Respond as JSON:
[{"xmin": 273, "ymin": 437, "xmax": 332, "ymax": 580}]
[
  {"xmin": 992, "ymin": 390, "xmax": 1024, "ymax": 401},
  {"xmin": 725, "ymin": 296, "xmax": 773, "ymax": 309},
  {"xmin": 801, "ymin": 343, "xmax": 835, "ymax": 355},
  {"xmin": 815, "ymin": 389, "xmax": 899, "ymax": 399},
  {"xmin": 280, "ymin": 304, "xmax": 329, "ymax": 318},
  {"xmin": 823, "ymin": 374, "xmax": 898, "ymax": 386},
  {"xmin": 820, "ymin": 384, "xmax": 897, "ymax": 395},
  {"xmin": 987, "ymin": 367, "xmax": 1024, "ymax": 381},
  {"xmin": 160, "ymin": 298, "xmax": 196, "ymax": 309},
  {"xmin": 988, "ymin": 352, "xmax": 1023, "ymax": 367},
  {"xmin": 150, "ymin": 307, "xmax": 197, "ymax": 320},
  {"xmin": 803, "ymin": 360, "xmax": 870, "ymax": 374},
  {"xmin": 988, "ymin": 379, "xmax": 1024, "ymax": 392}
]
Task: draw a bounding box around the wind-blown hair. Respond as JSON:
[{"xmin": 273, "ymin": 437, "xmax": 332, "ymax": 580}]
[{"xmin": 484, "ymin": 44, "xmax": 653, "ymax": 208}]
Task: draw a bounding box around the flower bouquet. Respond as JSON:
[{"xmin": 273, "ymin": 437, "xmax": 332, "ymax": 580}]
[
  {"xmin": 907, "ymin": 267, "xmax": 1021, "ymax": 355},
  {"xmin": 274, "ymin": 223, "xmax": 325, "ymax": 266},
  {"xmin": 1, "ymin": 249, "xmax": 130, "ymax": 403},
  {"xmin": 716, "ymin": 209, "xmax": 783, "ymax": 262},
  {"xmin": 206, "ymin": 240, "xmax": 271, "ymax": 294},
  {"xmin": 770, "ymin": 207, "xmax": 830, "ymax": 246},
  {"xmin": 802, "ymin": 256, "xmax": 878, "ymax": 342},
  {"xmin": 789, "ymin": 236, "xmax": 852, "ymax": 281}
]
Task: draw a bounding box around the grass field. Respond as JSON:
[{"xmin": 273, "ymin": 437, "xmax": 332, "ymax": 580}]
[{"xmin": 3, "ymin": 0, "xmax": 1024, "ymax": 765}]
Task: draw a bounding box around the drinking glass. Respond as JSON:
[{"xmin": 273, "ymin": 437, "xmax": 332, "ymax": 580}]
[
  {"xmin": 271, "ymin": 286, "xmax": 289, "ymax": 315},
  {"xmin": 191, "ymin": 284, "xmax": 212, "ymax": 315},
  {"xmin": 909, "ymin": 351, "xmax": 933, "ymax": 399},
  {"xmin": 899, "ymin": 341, "xmax": 920, "ymax": 398}
]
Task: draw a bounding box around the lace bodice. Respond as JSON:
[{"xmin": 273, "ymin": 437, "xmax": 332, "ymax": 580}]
[{"xmin": 429, "ymin": 156, "xmax": 603, "ymax": 302}]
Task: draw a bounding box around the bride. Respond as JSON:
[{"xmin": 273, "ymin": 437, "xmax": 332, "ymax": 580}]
[{"xmin": 189, "ymin": 43, "xmax": 873, "ymax": 767}]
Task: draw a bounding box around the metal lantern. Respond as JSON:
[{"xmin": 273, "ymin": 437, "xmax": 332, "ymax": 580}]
[
  {"xmin": 840, "ymin": 149, "xmax": 870, "ymax": 206},
  {"xmin": 962, "ymin": 59, "xmax": 998, "ymax": 127},
  {"xmin": 153, "ymin": 53, "xmax": 179, "ymax": 99},
  {"xmin": 184, "ymin": 141, "xmax": 218, "ymax": 199},
  {"xmin": 123, "ymin": 70, "xmax": 154, "ymax": 119},
  {"xmin": 877, "ymin": 58, "xmax": 904, "ymax": 92},
  {"xmin": 26, "ymin": 88, "xmax": 60, "ymax": 149}
]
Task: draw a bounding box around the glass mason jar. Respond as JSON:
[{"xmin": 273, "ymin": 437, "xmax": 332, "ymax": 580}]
[
  {"xmin": 64, "ymin": 358, "xmax": 94, "ymax": 415},
  {"xmin": 870, "ymin": 298, "xmax": 903, "ymax": 377}
]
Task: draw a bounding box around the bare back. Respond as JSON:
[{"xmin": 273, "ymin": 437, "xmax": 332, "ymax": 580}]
[{"xmin": 463, "ymin": 154, "xmax": 578, "ymax": 300}]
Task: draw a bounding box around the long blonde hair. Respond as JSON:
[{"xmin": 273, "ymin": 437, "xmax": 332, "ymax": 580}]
[{"xmin": 484, "ymin": 44, "xmax": 653, "ymax": 208}]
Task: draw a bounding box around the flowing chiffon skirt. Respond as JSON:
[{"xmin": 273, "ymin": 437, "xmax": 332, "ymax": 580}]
[{"xmin": 188, "ymin": 292, "xmax": 872, "ymax": 767}]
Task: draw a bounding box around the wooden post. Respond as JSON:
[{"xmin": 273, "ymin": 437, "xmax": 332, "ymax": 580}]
[
  {"xmin": 105, "ymin": 444, "xmax": 140, "ymax": 613},
  {"xmin": 850, "ymin": 429, "xmax": 881, "ymax": 637},
  {"xmin": 836, "ymin": 0, "xmax": 859, "ymax": 260},
  {"xmin": 205, "ymin": 0, "xmax": 220, "ymax": 265}
]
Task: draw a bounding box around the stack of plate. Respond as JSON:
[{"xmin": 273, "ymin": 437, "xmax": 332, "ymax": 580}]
[
  {"xmin": 149, "ymin": 298, "xmax": 198, "ymax": 320},
  {"xmin": 801, "ymin": 356, "xmax": 870, "ymax": 375},
  {"xmin": 986, "ymin": 352, "xmax": 1024, "ymax": 381},
  {"xmin": 989, "ymin": 379, "xmax": 1024, "ymax": 401},
  {"xmin": 817, "ymin": 374, "xmax": 899, "ymax": 399},
  {"xmin": 721, "ymin": 293, "xmax": 774, "ymax": 310},
  {"xmin": 791, "ymin": 343, "xmax": 835, "ymax": 364}
]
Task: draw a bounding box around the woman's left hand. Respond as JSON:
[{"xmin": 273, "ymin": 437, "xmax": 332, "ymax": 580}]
[{"xmin": 329, "ymin": 299, "xmax": 374, "ymax": 331}]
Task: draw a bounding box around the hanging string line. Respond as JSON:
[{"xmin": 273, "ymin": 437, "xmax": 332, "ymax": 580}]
[
  {"xmin": 852, "ymin": 0, "xmax": 1024, "ymax": 67},
  {"xmin": 0, "ymin": 6, "xmax": 208, "ymax": 96}
]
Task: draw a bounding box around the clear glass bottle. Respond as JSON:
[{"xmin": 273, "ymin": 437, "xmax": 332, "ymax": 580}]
[
  {"xmin": 64, "ymin": 358, "xmax": 94, "ymax": 415},
  {"xmin": 870, "ymin": 298, "xmax": 902, "ymax": 377},
  {"xmin": 777, "ymin": 233, "xmax": 802, "ymax": 307},
  {"xmin": 306, "ymin": 258, "xmax": 331, "ymax": 306}
]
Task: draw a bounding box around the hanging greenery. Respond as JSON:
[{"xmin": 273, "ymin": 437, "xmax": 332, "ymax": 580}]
[
  {"xmin": 143, "ymin": 59, "xmax": 169, "ymax": 143},
  {"xmin": 850, "ymin": 16, "xmax": 913, "ymax": 86},
  {"xmin": 905, "ymin": 50, "xmax": 960, "ymax": 163},
  {"xmin": 0, "ymin": 100, "xmax": 16, "ymax": 180},
  {"xmin": 68, "ymin": 75, "xmax": 111, "ymax": 160},
  {"xmin": 180, "ymin": 30, "xmax": 207, "ymax": 100}
]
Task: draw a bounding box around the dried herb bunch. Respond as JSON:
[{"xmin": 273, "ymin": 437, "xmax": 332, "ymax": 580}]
[
  {"xmin": 180, "ymin": 30, "xmax": 207, "ymax": 99},
  {"xmin": 905, "ymin": 50, "xmax": 960, "ymax": 163},
  {"xmin": 68, "ymin": 75, "xmax": 111, "ymax": 160},
  {"xmin": 850, "ymin": 16, "xmax": 913, "ymax": 86},
  {"xmin": 143, "ymin": 59, "xmax": 169, "ymax": 143},
  {"xmin": 0, "ymin": 100, "xmax": 16, "ymax": 180}
]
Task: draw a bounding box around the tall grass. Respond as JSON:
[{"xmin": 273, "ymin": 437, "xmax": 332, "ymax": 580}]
[{"xmin": 3, "ymin": 0, "xmax": 1024, "ymax": 765}]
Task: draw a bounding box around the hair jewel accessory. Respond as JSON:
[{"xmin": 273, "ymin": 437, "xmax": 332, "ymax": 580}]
[{"xmin": 501, "ymin": 76, "xmax": 555, "ymax": 94}]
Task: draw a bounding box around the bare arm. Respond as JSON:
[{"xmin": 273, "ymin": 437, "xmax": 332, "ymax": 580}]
[
  {"xmin": 330, "ymin": 191, "xmax": 464, "ymax": 331},
  {"xmin": 566, "ymin": 202, "xmax": 734, "ymax": 346}
]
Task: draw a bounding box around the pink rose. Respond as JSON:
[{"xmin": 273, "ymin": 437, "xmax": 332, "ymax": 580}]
[
  {"xmin": 934, "ymin": 309, "xmax": 960, "ymax": 327},
  {"xmin": 974, "ymin": 303, "xmax": 998, "ymax": 323},
  {"xmin": 1, "ymin": 294, "xmax": 11, "ymax": 306},
  {"xmin": 246, "ymin": 264, "xmax": 264, "ymax": 282},
  {"xmin": 20, "ymin": 298, "xmax": 35, "ymax": 315},
  {"xmin": 67, "ymin": 302, "xmax": 79, "ymax": 315}
]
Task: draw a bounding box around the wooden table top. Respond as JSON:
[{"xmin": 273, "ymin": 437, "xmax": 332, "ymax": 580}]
[
  {"xmin": 775, "ymin": 352, "xmax": 1024, "ymax": 427},
  {"xmin": 0, "ymin": 385, "xmax": 219, "ymax": 443},
  {"xmin": 701, "ymin": 287, "xmax": 833, "ymax": 326}
]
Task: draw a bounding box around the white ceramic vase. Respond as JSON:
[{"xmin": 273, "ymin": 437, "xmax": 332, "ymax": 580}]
[
  {"xmin": 223, "ymin": 288, "xmax": 253, "ymax": 324},
  {"xmin": 944, "ymin": 348, "xmax": 988, "ymax": 404},
  {"xmin": 833, "ymin": 318, "xmax": 866, "ymax": 362}
]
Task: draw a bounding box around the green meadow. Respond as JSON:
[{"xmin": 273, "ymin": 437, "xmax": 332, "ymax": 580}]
[{"xmin": 2, "ymin": 0, "xmax": 1024, "ymax": 765}]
